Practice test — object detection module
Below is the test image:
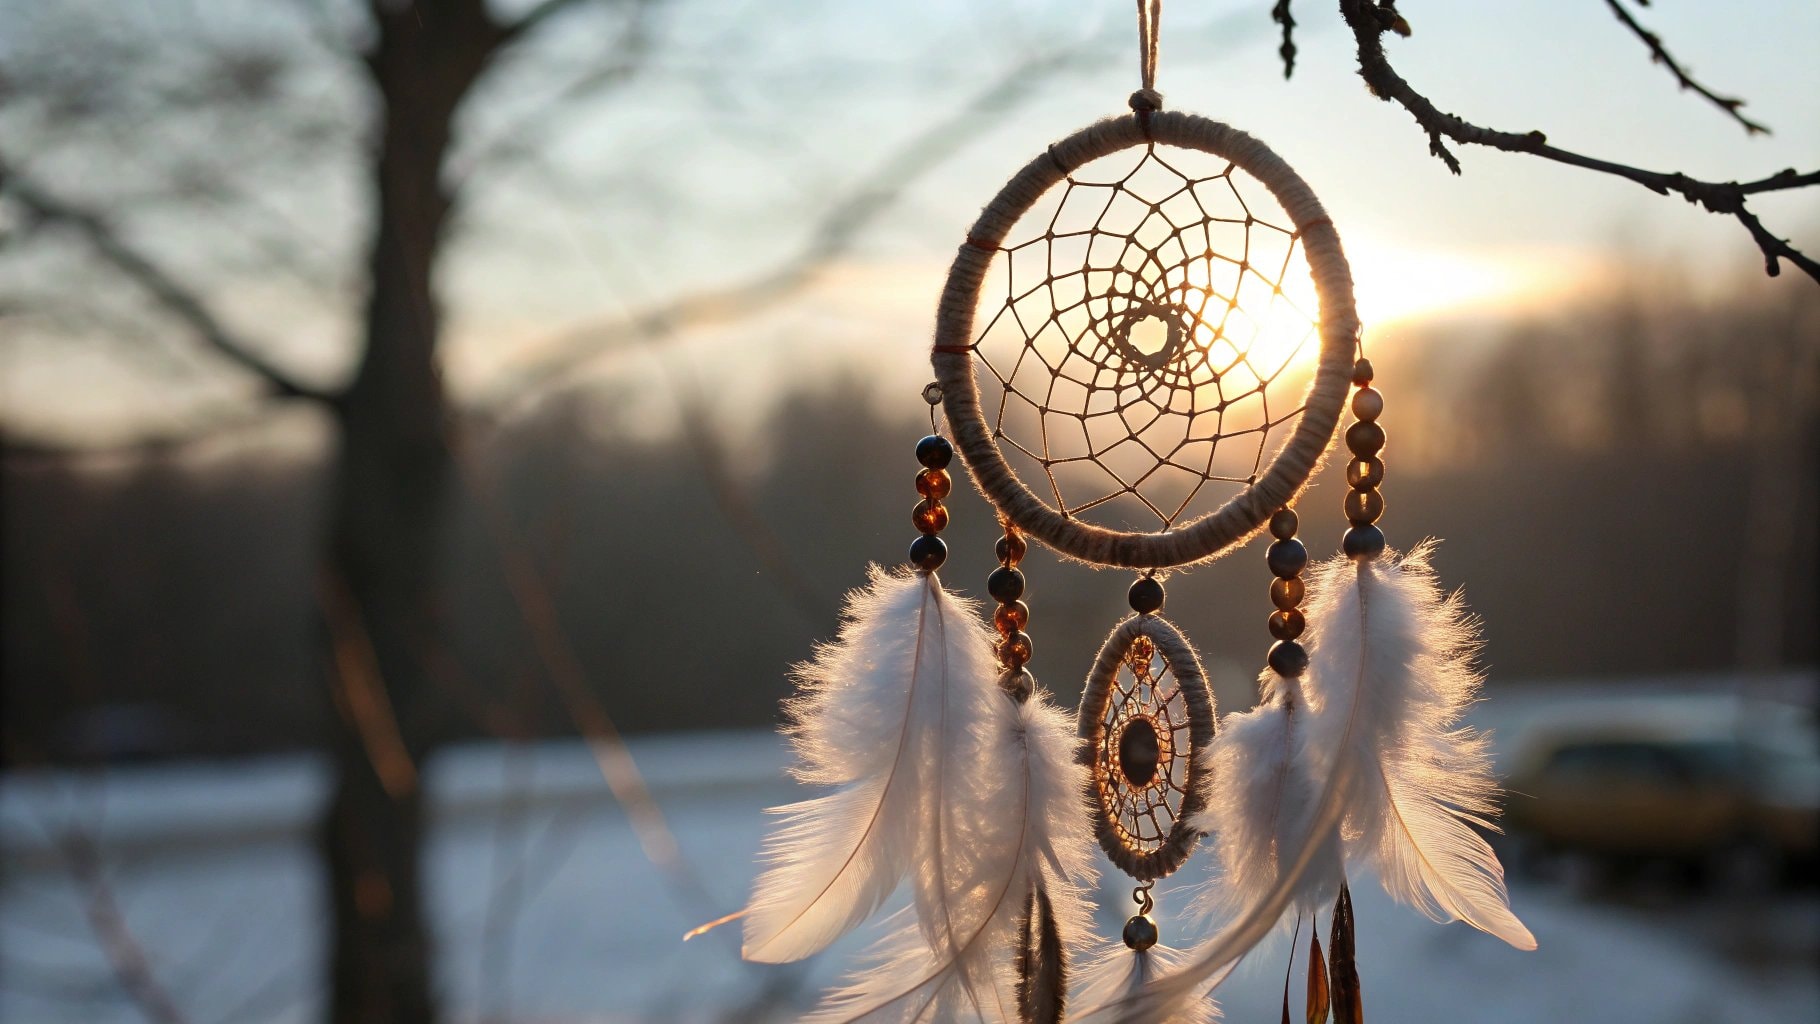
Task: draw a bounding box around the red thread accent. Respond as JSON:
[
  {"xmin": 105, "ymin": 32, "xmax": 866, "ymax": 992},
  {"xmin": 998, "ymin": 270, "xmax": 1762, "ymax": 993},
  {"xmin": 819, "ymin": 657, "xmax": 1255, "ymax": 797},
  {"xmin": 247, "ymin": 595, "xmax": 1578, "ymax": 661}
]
[{"xmin": 932, "ymin": 344, "xmax": 974, "ymax": 354}]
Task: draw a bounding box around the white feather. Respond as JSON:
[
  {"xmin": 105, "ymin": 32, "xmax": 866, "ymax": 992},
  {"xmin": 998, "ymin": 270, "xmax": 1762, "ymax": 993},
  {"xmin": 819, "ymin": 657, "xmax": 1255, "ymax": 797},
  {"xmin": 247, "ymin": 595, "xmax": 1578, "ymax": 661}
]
[
  {"xmin": 1192, "ymin": 674, "xmax": 1341, "ymax": 920},
  {"xmin": 1065, "ymin": 944, "xmax": 1221, "ymax": 1024},
  {"xmin": 1299, "ymin": 543, "xmax": 1536, "ymax": 950},
  {"xmin": 803, "ymin": 690, "xmax": 1097, "ymax": 1023},
  {"xmin": 742, "ymin": 566, "xmax": 1006, "ymax": 963}
]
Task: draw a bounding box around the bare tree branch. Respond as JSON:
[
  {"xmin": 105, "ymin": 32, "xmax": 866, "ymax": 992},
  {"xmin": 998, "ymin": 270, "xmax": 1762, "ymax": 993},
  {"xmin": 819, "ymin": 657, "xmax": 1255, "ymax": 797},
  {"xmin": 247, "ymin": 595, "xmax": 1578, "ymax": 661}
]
[
  {"xmin": 1271, "ymin": 1, "xmax": 1296, "ymax": 79},
  {"xmin": 495, "ymin": 0, "xmax": 642, "ymax": 51},
  {"xmin": 1602, "ymin": 0, "xmax": 1769, "ymax": 136},
  {"xmin": 1336, "ymin": 0, "xmax": 1819, "ymax": 282},
  {"xmin": 448, "ymin": 0, "xmax": 654, "ymax": 192},
  {"xmin": 483, "ymin": 43, "xmax": 1089, "ymax": 407},
  {"xmin": 2, "ymin": 161, "xmax": 338, "ymax": 403}
]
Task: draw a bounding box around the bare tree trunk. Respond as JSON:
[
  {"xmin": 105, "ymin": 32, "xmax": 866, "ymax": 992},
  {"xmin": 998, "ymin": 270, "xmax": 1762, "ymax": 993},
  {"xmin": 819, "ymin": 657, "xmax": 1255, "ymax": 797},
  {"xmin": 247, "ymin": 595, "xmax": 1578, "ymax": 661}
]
[{"xmin": 318, "ymin": 6, "xmax": 499, "ymax": 1022}]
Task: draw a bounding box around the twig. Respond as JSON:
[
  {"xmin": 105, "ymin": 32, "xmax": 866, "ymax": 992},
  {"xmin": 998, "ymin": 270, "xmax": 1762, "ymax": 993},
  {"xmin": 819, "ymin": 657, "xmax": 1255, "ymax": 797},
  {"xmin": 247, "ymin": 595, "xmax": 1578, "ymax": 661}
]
[
  {"xmin": 1601, "ymin": 0, "xmax": 1769, "ymax": 135},
  {"xmin": 1336, "ymin": 0, "xmax": 1818, "ymax": 282},
  {"xmin": 57, "ymin": 831, "xmax": 190, "ymax": 1024},
  {"xmin": 1271, "ymin": 1, "xmax": 1296, "ymax": 79}
]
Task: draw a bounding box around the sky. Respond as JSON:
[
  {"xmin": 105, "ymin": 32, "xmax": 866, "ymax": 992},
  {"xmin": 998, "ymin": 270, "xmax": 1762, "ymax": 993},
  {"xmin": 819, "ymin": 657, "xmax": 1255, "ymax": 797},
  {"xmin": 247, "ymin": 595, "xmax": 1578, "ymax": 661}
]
[{"xmin": 1, "ymin": 0, "xmax": 1816, "ymax": 446}]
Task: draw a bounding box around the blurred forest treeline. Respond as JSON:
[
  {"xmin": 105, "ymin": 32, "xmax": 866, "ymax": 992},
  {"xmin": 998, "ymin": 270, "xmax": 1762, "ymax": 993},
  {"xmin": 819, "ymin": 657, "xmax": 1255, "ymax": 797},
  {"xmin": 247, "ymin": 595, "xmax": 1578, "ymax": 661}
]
[{"xmin": 6, "ymin": 274, "xmax": 1816, "ymax": 763}]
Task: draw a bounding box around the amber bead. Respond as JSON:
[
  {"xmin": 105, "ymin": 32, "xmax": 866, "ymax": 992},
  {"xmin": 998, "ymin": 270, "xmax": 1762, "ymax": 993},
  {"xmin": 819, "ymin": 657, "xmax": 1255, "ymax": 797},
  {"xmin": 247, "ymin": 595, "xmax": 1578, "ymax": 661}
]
[
  {"xmin": 1269, "ymin": 608, "xmax": 1306, "ymax": 641},
  {"xmin": 1342, "ymin": 523, "xmax": 1386, "ymax": 559},
  {"xmin": 1002, "ymin": 630, "xmax": 1034, "ymax": 664},
  {"xmin": 1344, "ymin": 488, "xmax": 1384, "ymax": 525},
  {"xmin": 1128, "ymin": 576, "xmax": 1165, "ymax": 614},
  {"xmin": 912, "ymin": 498, "xmax": 949, "ymax": 534},
  {"xmin": 1345, "ymin": 421, "xmax": 1386, "ymax": 458},
  {"xmin": 1269, "ymin": 507, "xmax": 1298, "ymax": 540},
  {"xmin": 1346, "ymin": 456, "xmax": 1384, "ymax": 489},
  {"xmin": 998, "ymin": 667, "xmax": 1034, "ymax": 703},
  {"xmin": 1270, "ymin": 576, "xmax": 1305, "ymax": 611},
  {"xmin": 1351, "ymin": 357, "xmax": 1374, "ymax": 386},
  {"xmin": 995, "ymin": 531, "xmax": 1028, "ymax": 566},
  {"xmin": 994, "ymin": 600, "xmax": 1030, "ymax": 633},
  {"xmin": 915, "ymin": 468, "xmax": 952, "ymax": 500},
  {"xmin": 1123, "ymin": 915, "xmax": 1159, "ymax": 951},
  {"xmin": 1267, "ymin": 538, "xmax": 1308, "ymax": 579},
  {"xmin": 908, "ymin": 534, "xmax": 947, "ymax": 571},
  {"xmin": 1351, "ymin": 387, "xmax": 1384, "ymax": 422},
  {"xmin": 916, "ymin": 434, "xmax": 953, "ymax": 470},
  {"xmin": 1268, "ymin": 639, "xmax": 1309, "ymax": 677},
  {"xmin": 987, "ymin": 566, "xmax": 1026, "ymax": 602}
]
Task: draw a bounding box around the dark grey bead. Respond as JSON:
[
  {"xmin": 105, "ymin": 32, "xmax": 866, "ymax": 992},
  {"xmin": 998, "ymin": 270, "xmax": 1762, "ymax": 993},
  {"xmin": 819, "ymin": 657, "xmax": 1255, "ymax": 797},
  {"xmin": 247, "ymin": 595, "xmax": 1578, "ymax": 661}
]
[
  {"xmin": 1267, "ymin": 639, "xmax": 1309, "ymax": 677},
  {"xmin": 987, "ymin": 566, "xmax": 1026, "ymax": 602},
  {"xmin": 1267, "ymin": 538, "xmax": 1308, "ymax": 580},
  {"xmin": 1342, "ymin": 524, "xmax": 1386, "ymax": 559},
  {"xmin": 1127, "ymin": 576, "xmax": 1165, "ymax": 614},
  {"xmin": 915, "ymin": 434, "xmax": 953, "ymax": 470},
  {"xmin": 908, "ymin": 534, "xmax": 947, "ymax": 571},
  {"xmin": 1346, "ymin": 420, "xmax": 1386, "ymax": 458},
  {"xmin": 1122, "ymin": 914, "xmax": 1159, "ymax": 951}
]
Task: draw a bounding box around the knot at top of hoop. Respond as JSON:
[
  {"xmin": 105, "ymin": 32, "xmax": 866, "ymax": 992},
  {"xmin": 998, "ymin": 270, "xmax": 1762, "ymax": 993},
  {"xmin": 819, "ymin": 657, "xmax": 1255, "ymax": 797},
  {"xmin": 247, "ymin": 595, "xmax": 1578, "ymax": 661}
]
[{"xmin": 1128, "ymin": 88, "xmax": 1164, "ymax": 113}]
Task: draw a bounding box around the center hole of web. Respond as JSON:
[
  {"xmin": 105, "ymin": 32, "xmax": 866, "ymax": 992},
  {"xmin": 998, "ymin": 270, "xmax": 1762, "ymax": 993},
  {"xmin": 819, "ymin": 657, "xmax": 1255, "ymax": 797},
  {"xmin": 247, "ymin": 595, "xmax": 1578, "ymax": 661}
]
[
  {"xmin": 1115, "ymin": 305, "xmax": 1184, "ymax": 370},
  {"xmin": 1128, "ymin": 316, "xmax": 1170, "ymax": 358}
]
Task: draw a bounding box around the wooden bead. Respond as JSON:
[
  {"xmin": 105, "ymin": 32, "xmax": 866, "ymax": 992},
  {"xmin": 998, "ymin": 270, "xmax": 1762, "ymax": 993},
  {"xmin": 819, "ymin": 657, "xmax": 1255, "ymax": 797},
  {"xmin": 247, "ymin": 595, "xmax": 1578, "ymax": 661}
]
[
  {"xmin": 1351, "ymin": 357, "xmax": 1374, "ymax": 386},
  {"xmin": 915, "ymin": 468, "xmax": 952, "ymax": 499},
  {"xmin": 1128, "ymin": 576, "xmax": 1165, "ymax": 614},
  {"xmin": 1269, "ymin": 608, "xmax": 1305, "ymax": 641},
  {"xmin": 1267, "ymin": 538, "xmax": 1308, "ymax": 579},
  {"xmin": 1268, "ymin": 639, "xmax": 1309, "ymax": 677},
  {"xmin": 915, "ymin": 434, "xmax": 953, "ymax": 469},
  {"xmin": 1344, "ymin": 488, "xmax": 1384, "ymax": 525},
  {"xmin": 987, "ymin": 566, "xmax": 1026, "ymax": 602},
  {"xmin": 1345, "ymin": 421, "xmax": 1386, "ymax": 458},
  {"xmin": 1269, "ymin": 507, "xmax": 1298, "ymax": 540},
  {"xmin": 1351, "ymin": 387, "xmax": 1384, "ymax": 422},
  {"xmin": 912, "ymin": 498, "xmax": 948, "ymax": 534},
  {"xmin": 1346, "ymin": 457, "xmax": 1384, "ymax": 489},
  {"xmin": 1270, "ymin": 576, "xmax": 1305, "ymax": 611},
  {"xmin": 908, "ymin": 534, "xmax": 947, "ymax": 571},
  {"xmin": 1342, "ymin": 524, "xmax": 1386, "ymax": 559},
  {"xmin": 994, "ymin": 600, "xmax": 1029, "ymax": 633},
  {"xmin": 995, "ymin": 531, "xmax": 1027, "ymax": 566}
]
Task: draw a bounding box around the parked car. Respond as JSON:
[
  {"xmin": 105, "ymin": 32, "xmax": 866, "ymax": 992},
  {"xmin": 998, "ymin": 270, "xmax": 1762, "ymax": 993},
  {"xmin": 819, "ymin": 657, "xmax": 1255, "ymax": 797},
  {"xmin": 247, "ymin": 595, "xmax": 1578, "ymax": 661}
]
[{"xmin": 1501, "ymin": 698, "xmax": 1818, "ymax": 886}]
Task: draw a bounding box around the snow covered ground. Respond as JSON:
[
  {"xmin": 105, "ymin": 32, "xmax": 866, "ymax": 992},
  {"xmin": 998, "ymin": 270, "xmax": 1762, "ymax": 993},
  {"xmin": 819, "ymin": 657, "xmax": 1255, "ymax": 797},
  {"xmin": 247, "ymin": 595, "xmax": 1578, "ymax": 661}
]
[{"xmin": 2, "ymin": 710, "xmax": 1815, "ymax": 1023}]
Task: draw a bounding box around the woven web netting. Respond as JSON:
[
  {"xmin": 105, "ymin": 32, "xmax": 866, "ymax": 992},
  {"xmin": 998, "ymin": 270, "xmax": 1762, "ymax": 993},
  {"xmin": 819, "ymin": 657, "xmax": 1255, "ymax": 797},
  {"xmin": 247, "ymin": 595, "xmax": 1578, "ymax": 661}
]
[
  {"xmin": 1095, "ymin": 635, "xmax": 1190, "ymax": 860},
  {"xmin": 970, "ymin": 142, "xmax": 1320, "ymax": 533}
]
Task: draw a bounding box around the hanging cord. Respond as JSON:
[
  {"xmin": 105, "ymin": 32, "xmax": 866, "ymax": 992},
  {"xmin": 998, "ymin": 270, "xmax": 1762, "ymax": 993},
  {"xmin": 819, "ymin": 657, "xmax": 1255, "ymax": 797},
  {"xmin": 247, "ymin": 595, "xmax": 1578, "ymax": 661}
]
[{"xmin": 1131, "ymin": 0, "xmax": 1164, "ymax": 115}]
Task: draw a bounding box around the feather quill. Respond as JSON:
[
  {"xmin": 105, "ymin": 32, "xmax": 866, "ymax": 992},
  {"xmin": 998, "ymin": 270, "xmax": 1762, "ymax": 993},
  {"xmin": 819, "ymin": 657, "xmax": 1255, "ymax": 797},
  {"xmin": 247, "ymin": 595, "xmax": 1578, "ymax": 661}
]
[
  {"xmin": 1066, "ymin": 943, "xmax": 1222, "ymax": 1024},
  {"xmin": 1299, "ymin": 543, "xmax": 1535, "ymax": 950},
  {"xmin": 801, "ymin": 681, "xmax": 1096, "ymax": 1023},
  {"xmin": 742, "ymin": 566, "xmax": 1008, "ymax": 963}
]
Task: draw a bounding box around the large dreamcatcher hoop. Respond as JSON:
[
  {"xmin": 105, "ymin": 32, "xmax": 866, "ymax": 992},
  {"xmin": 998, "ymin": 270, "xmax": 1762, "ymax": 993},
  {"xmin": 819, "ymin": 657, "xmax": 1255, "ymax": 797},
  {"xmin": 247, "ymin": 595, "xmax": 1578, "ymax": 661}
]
[
  {"xmin": 734, "ymin": 7, "xmax": 1533, "ymax": 1019},
  {"xmin": 933, "ymin": 110, "xmax": 1360, "ymax": 569}
]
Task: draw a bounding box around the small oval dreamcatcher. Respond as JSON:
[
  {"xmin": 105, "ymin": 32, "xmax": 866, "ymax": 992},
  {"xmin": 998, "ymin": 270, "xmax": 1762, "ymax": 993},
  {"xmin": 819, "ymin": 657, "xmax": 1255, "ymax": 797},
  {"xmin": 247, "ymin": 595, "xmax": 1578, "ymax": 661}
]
[{"xmin": 730, "ymin": 5, "xmax": 1534, "ymax": 1023}]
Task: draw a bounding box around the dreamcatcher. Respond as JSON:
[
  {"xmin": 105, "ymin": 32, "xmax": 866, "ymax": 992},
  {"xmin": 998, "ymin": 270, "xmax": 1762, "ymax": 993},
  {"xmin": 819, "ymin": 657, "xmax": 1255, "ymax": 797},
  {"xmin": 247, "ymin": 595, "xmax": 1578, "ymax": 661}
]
[{"xmin": 723, "ymin": 4, "xmax": 1533, "ymax": 1021}]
